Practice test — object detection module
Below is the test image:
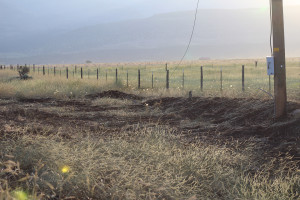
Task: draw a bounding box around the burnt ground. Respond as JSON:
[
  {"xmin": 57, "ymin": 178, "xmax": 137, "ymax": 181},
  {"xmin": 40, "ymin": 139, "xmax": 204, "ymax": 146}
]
[{"xmin": 1, "ymin": 90, "xmax": 300, "ymax": 167}]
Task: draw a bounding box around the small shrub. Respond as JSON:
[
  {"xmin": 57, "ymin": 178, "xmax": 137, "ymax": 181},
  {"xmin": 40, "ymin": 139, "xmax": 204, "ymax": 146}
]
[{"xmin": 18, "ymin": 66, "xmax": 30, "ymax": 80}]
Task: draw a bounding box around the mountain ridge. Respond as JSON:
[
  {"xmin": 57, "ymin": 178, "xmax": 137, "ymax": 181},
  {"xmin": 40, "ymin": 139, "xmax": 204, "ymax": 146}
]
[{"xmin": 1, "ymin": 6, "xmax": 300, "ymax": 64}]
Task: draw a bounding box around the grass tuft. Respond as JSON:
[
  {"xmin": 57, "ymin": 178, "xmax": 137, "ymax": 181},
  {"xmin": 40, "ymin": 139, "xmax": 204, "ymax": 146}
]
[{"xmin": 1, "ymin": 125, "xmax": 299, "ymax": 199}]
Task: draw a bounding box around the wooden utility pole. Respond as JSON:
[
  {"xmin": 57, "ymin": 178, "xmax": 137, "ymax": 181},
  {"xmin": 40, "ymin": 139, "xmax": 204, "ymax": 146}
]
[{"xmin": 272, "ymin": 0, "xmax": 287, "ymax": 118}]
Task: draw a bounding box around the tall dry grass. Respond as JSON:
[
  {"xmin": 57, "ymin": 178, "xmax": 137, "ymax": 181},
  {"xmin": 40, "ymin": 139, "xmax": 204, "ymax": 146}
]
[{"xmin": 0, "ymin": 125, "xmax": 299, "ymax": 199}]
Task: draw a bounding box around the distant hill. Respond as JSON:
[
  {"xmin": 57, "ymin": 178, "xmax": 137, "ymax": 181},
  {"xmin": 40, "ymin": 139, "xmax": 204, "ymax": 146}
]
[{"xmin": 1, "ymin": 6, "xmax": 300, "ymax": 64}]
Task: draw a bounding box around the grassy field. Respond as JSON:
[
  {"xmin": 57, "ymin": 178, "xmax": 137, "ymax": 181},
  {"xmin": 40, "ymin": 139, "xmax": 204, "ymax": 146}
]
[
  {"xmin": 1, "ymin": 58, "xmax": 299, "ymax": 101},
  {"xmin": 0, "ymin": 58, "xmax": 299, "ymax": 199}
]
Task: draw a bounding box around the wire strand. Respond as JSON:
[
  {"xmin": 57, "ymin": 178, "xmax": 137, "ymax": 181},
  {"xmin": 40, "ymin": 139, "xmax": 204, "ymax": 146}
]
[{"xmin": 177, "ymin": 0, "xmax": 200, "ymax": 67}]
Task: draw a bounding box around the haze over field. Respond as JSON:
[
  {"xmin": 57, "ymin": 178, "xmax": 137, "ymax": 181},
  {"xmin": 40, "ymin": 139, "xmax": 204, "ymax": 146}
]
[{"xmin": 1, "ymin": 0, "xmax": 300, "ymax": 64}]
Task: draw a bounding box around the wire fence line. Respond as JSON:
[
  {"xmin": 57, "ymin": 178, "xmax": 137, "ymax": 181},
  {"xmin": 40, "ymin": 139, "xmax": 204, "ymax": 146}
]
[{"xmin": 0, "ymin": 60, "xmax": 299, "ymax": 100}]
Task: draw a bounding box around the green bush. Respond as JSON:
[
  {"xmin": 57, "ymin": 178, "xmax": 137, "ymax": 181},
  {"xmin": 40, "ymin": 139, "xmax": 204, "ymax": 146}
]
[{"xmin": 18, "ymin": 66, "xmax": 30, "ymax": 80}]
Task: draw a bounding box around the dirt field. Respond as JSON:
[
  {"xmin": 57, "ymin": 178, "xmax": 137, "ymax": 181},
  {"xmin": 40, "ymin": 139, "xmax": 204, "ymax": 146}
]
[{"xmin": 1, "ymin": 90, "xmax": 299, "ymax": 167}]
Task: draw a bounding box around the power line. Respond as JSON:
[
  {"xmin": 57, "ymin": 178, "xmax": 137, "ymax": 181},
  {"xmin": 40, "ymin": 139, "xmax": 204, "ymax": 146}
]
[{"xmin": 177, "ymin": 0, "xmax": 200, "ymax": 66}]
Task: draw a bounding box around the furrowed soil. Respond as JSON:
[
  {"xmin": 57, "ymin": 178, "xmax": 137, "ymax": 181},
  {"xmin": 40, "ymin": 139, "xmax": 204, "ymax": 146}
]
[{"xmin": 1, "ymin": 90, "xmax": 299, "ymax": 167}]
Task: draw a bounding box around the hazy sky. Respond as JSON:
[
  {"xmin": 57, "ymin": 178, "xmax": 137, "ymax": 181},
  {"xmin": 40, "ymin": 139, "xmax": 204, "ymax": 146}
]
[
  {"xmin": 3, "ymin": 0, "xmax": 300, "ymax": 33},
  {"xmin": 5, "ymin": 0, "xmax": 300, "ymax": 18},
  {"xmin": 2, "ymin": 0, "xmax": 300, "ymax": 63}
]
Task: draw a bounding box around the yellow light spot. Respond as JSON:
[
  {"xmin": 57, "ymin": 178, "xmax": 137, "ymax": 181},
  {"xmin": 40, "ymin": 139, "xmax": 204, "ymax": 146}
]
[
  {"xmin": 13, "ymin": 190, "xmax": 28, "ymax": 200},
  {"xmin": 61, "ymin": 165, "xmax": 70, "ymax": 173},
  {"xmin": 274, "ymin": 48, "xmax": 280, "ymax": 52}
]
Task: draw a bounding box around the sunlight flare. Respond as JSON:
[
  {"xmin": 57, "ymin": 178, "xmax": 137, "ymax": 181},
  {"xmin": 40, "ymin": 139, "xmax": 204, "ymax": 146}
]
[{"xmin": 61, "ymin": 165, "xmax": 71, "ymax": 174}]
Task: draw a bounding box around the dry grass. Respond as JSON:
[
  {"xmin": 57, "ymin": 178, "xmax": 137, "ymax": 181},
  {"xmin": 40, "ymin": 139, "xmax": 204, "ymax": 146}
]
[
  {"xmin": 91, "ymin": 98, "xmax": 135, "ymax": 107},
  {"xmin": 0, "ymin": 58, "xmax": 299, "ymax": 101},
  {"xmin": 1, "ymin": 125, "xmax": 299, "ymax": 200},
  {"xmin": 0, "ymin": 59, "xmax": 299, "ymax": 199}
]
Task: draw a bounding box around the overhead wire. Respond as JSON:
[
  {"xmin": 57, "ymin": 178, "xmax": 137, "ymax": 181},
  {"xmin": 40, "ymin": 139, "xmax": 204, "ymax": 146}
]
[
  {"xmin": 169, "ymin": 0, "xmax": 200, "ymax": 87},
  {"xmin": 177, "ymin": 0, "xmax": 200, "ymax": 67}
]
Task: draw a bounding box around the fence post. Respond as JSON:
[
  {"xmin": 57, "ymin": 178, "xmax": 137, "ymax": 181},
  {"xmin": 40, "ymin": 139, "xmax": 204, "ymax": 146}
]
[
  {"xmin": 75, "ymin": 65, "xmax": 77, "ymax": 74},
  {"xmin": 182, "ymin": 69, "xmax": 185, "ymax": 89},
  {"xmin": 88, "ymin": 69, "xmax": 90, "ymax": 79},
  {"xmin": 66, "ymin": 67, "xmax": 68, "ymax": 79},
  {"xmin": 115, "ymin": 68, "xmax": 118, "ymax": 83},
  {"xmin": 166, "ymin": 70, "xmax": 169, "ymax": 89},
  {"xmin": 81, "ymin": 67, "xmax": 83, "ymax": 79},
  {"xmin": 97, "ymin": 68, "xmax": 99, "ymax": 80},
  {"xmin": 242, "ymin": 65, "xmax": 245, "ymax": 92},
  {"xmin": 43, "ymin": 66, "xmax": 45, "ymax": 75},
  {"xmin": 255, "ymin": 61, "xmax": 258, "ymax": 67},
  {"xmin": 152, "ymin": 71, "xmax": 154, "ymax": 89},
  {"xmin": 220, "ymin": 67, "xmax": 223, "ymax": 92},
  {"xmin": 201, "ymin": 66, "xmax": 203, "ymax": 91},
  {"xmin": 165, "ymin": 63, "xmax": 168, "ymax": 71},
  {"xmin": 127, "ymin": 70, "xmax": 129, "ymax": 87},
  {"xmin": 33, "ymin": 64, "xmax": 35, "ymax": 72},
  {"xmin": 138, "ymin": 69, "xmax": 141, "ymax": 89},
  {"xmin": 54, "ymin": 67, "xmax": 56, "ymax": 76}
]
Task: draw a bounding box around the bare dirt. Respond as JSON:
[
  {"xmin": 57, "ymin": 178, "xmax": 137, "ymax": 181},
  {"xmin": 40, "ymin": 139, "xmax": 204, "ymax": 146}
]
[{"xmin": 1, "ymin": 90, "xmax": 299, "ymax": 167}]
